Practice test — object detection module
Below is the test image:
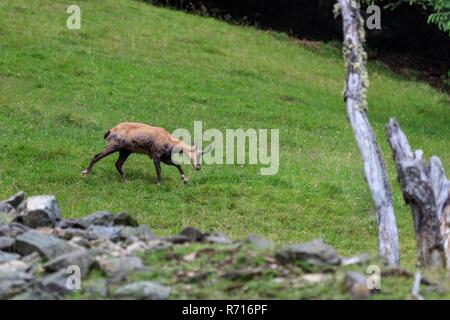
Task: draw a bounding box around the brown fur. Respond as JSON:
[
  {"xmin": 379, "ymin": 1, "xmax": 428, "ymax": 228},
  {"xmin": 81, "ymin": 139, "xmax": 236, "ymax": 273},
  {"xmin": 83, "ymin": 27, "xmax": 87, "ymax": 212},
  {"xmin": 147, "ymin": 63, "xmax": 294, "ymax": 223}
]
[{"xmin": 82, "ymin": 122, "xmax": 202, "ymax": 185}]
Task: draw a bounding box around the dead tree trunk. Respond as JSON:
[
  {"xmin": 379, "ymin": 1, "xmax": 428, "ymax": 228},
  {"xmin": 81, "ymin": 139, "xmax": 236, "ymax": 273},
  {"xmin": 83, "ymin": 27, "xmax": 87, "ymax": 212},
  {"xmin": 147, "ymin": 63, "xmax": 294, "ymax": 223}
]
[
  {"xmin": 337, "ymin": 0, "xmax": 400, "ymax": 266},
  {"xmin": 386, "ymin": 118, "xmax": 450, "ymax": 269}
]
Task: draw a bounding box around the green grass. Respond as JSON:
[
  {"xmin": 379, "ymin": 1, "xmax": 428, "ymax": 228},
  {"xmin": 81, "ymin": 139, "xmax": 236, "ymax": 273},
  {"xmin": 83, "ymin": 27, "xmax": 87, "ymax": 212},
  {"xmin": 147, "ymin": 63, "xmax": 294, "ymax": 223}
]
[{"xmin": 0, "ymin": 0, "xmax": 449, "ymax": 269}]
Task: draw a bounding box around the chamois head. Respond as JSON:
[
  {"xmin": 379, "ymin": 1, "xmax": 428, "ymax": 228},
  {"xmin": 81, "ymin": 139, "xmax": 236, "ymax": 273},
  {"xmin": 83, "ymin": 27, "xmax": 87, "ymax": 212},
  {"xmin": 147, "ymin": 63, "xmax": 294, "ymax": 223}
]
[
  {"xmin": 173, "ymin": 143, "xmax": 212, "ymax": 171},
  {"xmin": 191, "ymin": 144, "xmax": 212, "ymax": 170}
]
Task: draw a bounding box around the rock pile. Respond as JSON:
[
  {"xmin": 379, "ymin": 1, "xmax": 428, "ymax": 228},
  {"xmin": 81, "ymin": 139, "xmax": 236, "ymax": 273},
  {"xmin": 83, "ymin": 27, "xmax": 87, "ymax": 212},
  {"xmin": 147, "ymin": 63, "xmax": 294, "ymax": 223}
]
[
  {"xmin": 0, "ymin": 192, "xmax": 237, "ymax": 300},
  {"xmin": 0, "ymin": 191, "xmax": 375, "ymax": 300}
]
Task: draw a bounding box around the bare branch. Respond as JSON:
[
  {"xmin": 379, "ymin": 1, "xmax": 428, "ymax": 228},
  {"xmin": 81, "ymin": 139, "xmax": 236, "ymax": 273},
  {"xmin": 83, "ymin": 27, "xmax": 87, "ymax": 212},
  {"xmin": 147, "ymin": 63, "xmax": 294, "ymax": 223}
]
[{"xmin": 338, "ymin": 0, "xmax": 399, "ymax": 266}]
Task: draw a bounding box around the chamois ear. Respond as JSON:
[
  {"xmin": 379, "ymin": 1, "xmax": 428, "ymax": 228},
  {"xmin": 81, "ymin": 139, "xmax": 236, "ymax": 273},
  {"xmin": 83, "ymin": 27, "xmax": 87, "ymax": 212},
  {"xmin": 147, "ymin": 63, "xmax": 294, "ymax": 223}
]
[{"xmin": 202, "ymin": 144, "xmax": 212, "ymax": 155}]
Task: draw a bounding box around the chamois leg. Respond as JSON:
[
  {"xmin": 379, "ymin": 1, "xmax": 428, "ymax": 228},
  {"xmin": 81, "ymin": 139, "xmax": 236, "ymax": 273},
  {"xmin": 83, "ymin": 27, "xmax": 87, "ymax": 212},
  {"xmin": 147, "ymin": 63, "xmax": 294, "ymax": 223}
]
[
  {"xmin": 162, "ymin": 158, "xmax": 188, "ymax": 184},
  {"xmin": 82, "ymin": 145, "xmax": 119, "ymax": 176},
  {"xmin": 153, "ymin": 157, "xmax": 162, "ymax": 186},
  {"xmin": 115, "ymin": 149, "xmax": 131, "ymax": 180}
]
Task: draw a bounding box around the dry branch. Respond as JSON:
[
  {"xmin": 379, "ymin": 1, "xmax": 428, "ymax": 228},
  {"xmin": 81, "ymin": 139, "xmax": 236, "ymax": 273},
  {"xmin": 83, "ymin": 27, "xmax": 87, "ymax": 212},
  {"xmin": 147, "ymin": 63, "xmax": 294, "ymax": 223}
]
[{"xmin": 337, "ymin": 0, "xmax": 399, "ymax": 266}]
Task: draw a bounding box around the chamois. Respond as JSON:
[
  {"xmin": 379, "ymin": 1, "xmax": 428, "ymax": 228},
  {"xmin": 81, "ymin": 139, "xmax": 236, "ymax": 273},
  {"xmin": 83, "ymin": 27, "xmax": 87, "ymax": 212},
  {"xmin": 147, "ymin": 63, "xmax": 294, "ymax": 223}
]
[{"xmin": 82, "ymin": 122, "xmax": 209, "ymax": 185}]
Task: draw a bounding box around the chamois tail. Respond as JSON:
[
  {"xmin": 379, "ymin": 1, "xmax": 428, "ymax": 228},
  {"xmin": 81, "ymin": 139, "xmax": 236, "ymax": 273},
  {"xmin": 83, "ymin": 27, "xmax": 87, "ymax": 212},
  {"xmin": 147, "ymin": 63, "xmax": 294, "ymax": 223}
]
[{"xmin": 103, "ymin": 130, "xmax": 111, "ymax": 140}]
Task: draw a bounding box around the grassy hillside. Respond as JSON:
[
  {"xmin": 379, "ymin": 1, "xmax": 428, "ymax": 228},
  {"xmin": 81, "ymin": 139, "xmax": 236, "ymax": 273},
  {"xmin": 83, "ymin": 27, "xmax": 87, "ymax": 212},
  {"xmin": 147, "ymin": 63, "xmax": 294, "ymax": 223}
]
[{"xmin": 0, "ymin": 0, "xmax": 449, "ymax": 268}]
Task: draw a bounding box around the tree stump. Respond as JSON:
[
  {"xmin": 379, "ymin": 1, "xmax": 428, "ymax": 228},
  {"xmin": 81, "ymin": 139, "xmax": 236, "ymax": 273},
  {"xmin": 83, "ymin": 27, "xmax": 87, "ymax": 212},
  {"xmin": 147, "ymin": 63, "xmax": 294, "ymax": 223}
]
[{"xmin": 386, "ymin": 118, "xmax": 450, "ymax": 269}]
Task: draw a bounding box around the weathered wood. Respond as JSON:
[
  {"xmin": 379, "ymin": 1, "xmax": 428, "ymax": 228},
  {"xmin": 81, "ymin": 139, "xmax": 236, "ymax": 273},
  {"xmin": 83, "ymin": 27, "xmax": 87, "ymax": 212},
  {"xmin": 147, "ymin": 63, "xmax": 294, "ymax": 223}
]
[
  {"xmin": 411, "ymin": 271, "xmax": 424, "ymax": 300},
  {"xmin": 386, "ymin": 118, "xmax": 450, "ymax": 269},
  {"xmin": 337, "ymin": 0, "xmax": 400, "ymax": 266}
]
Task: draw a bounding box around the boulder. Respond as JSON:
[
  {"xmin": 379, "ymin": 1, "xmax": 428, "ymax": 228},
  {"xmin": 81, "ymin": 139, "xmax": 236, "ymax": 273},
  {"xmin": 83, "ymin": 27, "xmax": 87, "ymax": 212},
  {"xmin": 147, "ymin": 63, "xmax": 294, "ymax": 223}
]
[
  {"xmin": 40, "ymin": 269, "xmax": 74, "ymax": 295},
  {"xmin": 125, "ymin": 239, "xmax": 172, "ymax": 255},
  {"xmin": 87, "ymin": 225, "xmax": 121, "ymax": 241},
  {"xmin": 53, "ymin": 227, "xmax": 98, "ymax": 241},
  {"xmin": 14, "ymin": 230, "xmax": 77, "ymax": 260},
  {"xmin": 165, "ymin": 227, "xmax": 205, "ymax": 243},
  {"xmin": 11, "ymin": 283, "xmax": 59, "ymax": 300},
  {"xmin": 0, "ymin": 236, "xmax": 15, "ymax": 251},
  {"xmin": 1, "ymin": 192, "xmax": 25, "ymax": 210},
  {"xmin": 343, "ymin": 272, "xmax": 371, "ymax": 300},
  {"xmin": 118, "ymin": 226, "xmax": 154, "ymax": 243},
  {"xmin": 0, "ymin": 260, "xmax": 30, "ymax": 273},
  {"xmin": 82, "ymin": 211, "xmax": 138, "ymax": 227},
  {"xmin": 0, "ymin": 203, "xmax": 15, "ymax": 214},
  {"xmin": 43, "ymin": 249, "xmax": 95, "ymax": 277},
  {"xmin": 0, "ymin": 251, "xmax": 21, "ymax": 264},
  {"xmin": 0, "ymin": 271, "xmax": 34, "ymax": 299},
  {"xmin": 13, "ymin": 195, "xmax": 61, "ymax": 228},
  {"xmin": 0, "ymin": 212, "xmax": 18, "ymax": 225},
  {"xmin": 179, "ymin": 227, "xmax": 204, "ymax": 242},
  {"xmin": 113, "ymin": 281, "xmax": 170, "ymax": 300},
  {"xmin": 0, "ymin": 223, "xmax": 29, "ymax": 238},
  {"xmin": 58, "ymin": 218, "xmax": 88, "ymax": 230},
  {"xmin": 276, "ymin": 239, "xmax": 341, "ymax": 267}
]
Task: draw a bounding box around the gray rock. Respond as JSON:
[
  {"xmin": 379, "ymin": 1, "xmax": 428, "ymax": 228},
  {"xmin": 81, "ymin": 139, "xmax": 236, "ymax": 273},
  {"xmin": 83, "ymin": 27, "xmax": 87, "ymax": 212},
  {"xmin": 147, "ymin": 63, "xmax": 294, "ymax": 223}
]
[
  {"xmin": 126, "ymin": 239, "xmax": 173, "ymax": 254},
  {"xmin": 0, "ymin": 271, "xmax": 34, "ymax": 299},
  {"xmin": 21, "ymin": 251, "xmax": 42, "ymax": 264},
  {"xmin": 82, "ymin": 211, "xmax": 138, "ymax": 227},
  {"xmin": 276, "ymin": 239, "xmax": 341, "ymax": 267},
  {"xmin": 53, "ymin": 227, "xmax": 98, "ymax": 241},
  {"xmin": 0, "ymin": 222, "xmax": 29, "ymax": 238},
  {"xmin": 0, "ymin": 251, "xmax": 21, "ymax": 264},
  {"xmin": 11, "ymin": 283, "xmax": 60, "ymax": 300},
  {"xmin": 246, "ymin": 235, "xmax": 273, "ymax": 249},
  {"xmin": 0, "ymin": 236, "xmax": 15, "ymax": 251},
  {"xmin": 113, "ymin": 281, "xmax": 170, "ymax": 300},
  {"xmin": 58, "ymin": 218, "xmax": 88, "ymax": 230},
  {"xmin": 13, "ymin": 195, "xmax": 61, "ymax": 228},
  {"xmin": 0, "ymin": 203, "xmax": 15, "ymax": 214},
  {"xmin": 1, "ymin": 192, "xmax": 25, "ymax": 210},
  {"xmin": 118, "ymin": 226, "xmax": 154, "ymax": 242},
  {"xmin": 112, "ymin": 212, "xmax": 139, "ymax": 227},
  {"xmin": 0, "ymin": 260, "xmax": 30, "ymax": 273},
  {"xmin": 97, "ymin": 255, "xmax": 146, "ymax": 282},
  {"xmin": 343, "ymin": 272, "xmax": 371, "ymax": 300},
  {"xmin": 179, "ymin": 227, "xmax": 204, "ymax": 242},
  {"xmin": 14, "ymin": 230, "xmax": 77, "ymax": 260},
  {"xmin": 125, "ymin": 239, "xmax": 172, "ymax": 255},
  {"xmin": 43, "ymin": 249, "xmax": 95, "ymax": 277},
  {"xmin": 165, "ymin": 227, "xmax": 205, "ymax": 243},
  {"xmin": 0, "ymin": 212, "xmax": 12, "ymax": 225},
  {"xmin": 87, "ymin": 225, "xmax": 121, "ymax": 241},
  {"xmin": 203, "ymin": 232, "xmax": 233, "ymax": 244},
  {"xmin": 40, "ymin": 269, "xmax": 73, "ymax": 295},
  {"xmin": 69, "ymin": 236, "xmax": 92, "ymax": 249}
]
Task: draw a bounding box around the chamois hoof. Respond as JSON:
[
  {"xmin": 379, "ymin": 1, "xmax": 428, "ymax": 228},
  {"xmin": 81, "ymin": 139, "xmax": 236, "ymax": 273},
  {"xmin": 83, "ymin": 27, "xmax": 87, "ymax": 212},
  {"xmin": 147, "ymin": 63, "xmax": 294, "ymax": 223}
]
[
  {"xmin": 81, "ymin": 170, "xmax": 89, "ymax": 176},
  {"xmin": 183, "ymin": 179, "xmax": 189, "ymax": 185}
]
